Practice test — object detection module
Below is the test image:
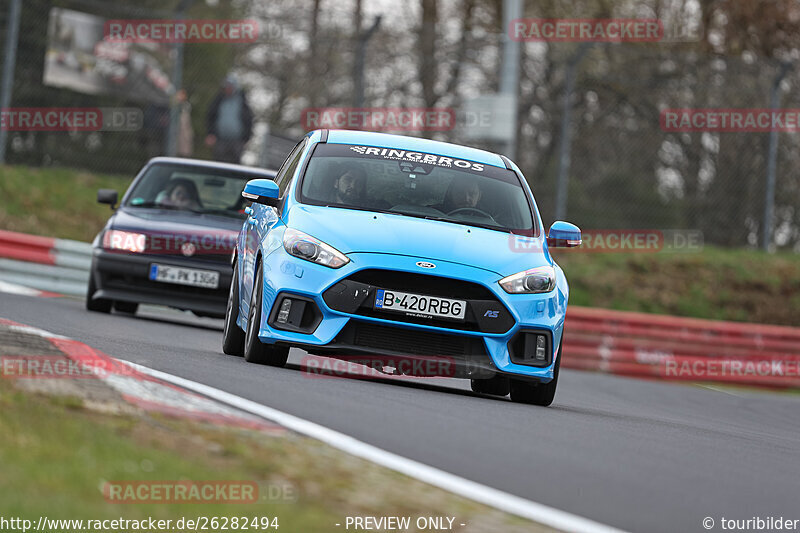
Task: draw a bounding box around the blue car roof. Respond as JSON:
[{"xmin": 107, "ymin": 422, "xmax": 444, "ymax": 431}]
[{"xmin": 323, "ymin": 130, "xmax": 507, "ymax": 169}]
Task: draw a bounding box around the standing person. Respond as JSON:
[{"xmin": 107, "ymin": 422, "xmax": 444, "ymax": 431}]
[
  {"xmin": 205, "ymin": 74, "xmax": 254, "ymax": 163},
  {"xmin": 176, "ymin": 89, "xmax": 194, "ymax": 158}
]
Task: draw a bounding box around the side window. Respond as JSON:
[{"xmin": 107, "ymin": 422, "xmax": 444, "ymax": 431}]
[{"xmin": 276, "ymin": 140, "xmax": 307, "ymax": 196}]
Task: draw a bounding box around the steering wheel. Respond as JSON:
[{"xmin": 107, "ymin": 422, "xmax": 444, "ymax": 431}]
[{"xmin": 447, "ymin": 207, "xmax": 497, "ymax": 222}]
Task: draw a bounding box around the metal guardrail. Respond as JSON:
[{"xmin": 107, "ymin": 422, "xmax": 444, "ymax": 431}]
[
  {"xmin": 0, "ymin": 230, "xmax": 91, "ymax": 296},
  {"xmin": 563, "ymin": 306, "xmax": 800, "ymax": 388}
]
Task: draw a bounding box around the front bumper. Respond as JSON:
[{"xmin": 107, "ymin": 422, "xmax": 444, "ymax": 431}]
[
  {"xmin": 90, "ymin": 248, "xmax": 232, "ymax": 317},
  {"xmin": 247, "ymin": 249, "xmax": 568, "ymax": 382}
]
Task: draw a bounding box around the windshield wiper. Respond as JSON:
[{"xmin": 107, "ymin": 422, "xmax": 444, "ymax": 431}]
[{"xmin": 419, "ymin": 214, "xmax": 512, "ymax": 234}]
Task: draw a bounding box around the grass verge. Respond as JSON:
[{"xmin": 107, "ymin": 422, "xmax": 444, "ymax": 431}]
[{"xmin": 0, "ymin": 165, "xmax": 131, "ymax": 242}]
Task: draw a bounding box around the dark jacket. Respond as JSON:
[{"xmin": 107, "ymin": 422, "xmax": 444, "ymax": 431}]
[{"xmin": 206, "ymin": 91, "xmax": 254, "ymax": 142}]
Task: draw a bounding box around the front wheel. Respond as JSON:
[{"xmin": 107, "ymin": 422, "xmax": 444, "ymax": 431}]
[
  {"xmin": 509, "ymin": 341, "xmax": 562, "ymax": 406},
  {"xmin": 243, "ymin": 264, "xmax": 289, "ymax": 367},
  {"xmin": 85, "ymin": 271, "xmax": 112, "ymax": 313},
  {"xmin": 113, "ymin": 301, "xmax": 138, "ymax": 314},
  {"xmin": 222, "ymin": 260, "xmax": 245, "ymax": 356}
]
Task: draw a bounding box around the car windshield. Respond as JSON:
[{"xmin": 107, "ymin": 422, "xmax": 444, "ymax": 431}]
[
  {"xmin": 124, "ymin": 163, "xmax": 259, "ymax": 218},
  {"xmin": 299, "ymin": 144, "xmax": 535, "ymax": 233}
]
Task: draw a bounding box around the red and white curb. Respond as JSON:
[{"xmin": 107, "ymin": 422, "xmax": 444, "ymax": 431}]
[
  {"xmin": 0, "ymin": 280, "xmax": 61, "ymax": 298},
  {"xmin": 0, "ymin": 318, "xmax": 281, "ymax": 433}
]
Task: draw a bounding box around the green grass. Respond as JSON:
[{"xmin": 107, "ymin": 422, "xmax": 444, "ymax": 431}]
[
  {"xmin": 0, "ymin": 165, "xmax": 132, "ymax": 242},
  {"xmin": 0, "ymin": 377, "xmax": 544, "ymax": 532},
  {"xmin": 553, "ymin": 246, "xmax": 800, "ymax": 326},
  {"xmin": 1, "ymin": 164, "xmax": 798, "ymax": 326}
]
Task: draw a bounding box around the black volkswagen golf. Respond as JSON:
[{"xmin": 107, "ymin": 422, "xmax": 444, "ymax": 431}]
[{"xmin": 87, "ymin": 157, "xmax": 276, "ymax": 318}]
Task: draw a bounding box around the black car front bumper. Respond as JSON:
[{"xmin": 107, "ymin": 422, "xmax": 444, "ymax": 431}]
[{"xmin": 89, "ymin": 249, "xmax": 232, "ymax": 317}]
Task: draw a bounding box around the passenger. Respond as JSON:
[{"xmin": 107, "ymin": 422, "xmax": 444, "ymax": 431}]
[{"xmin": 432, "ymin": 178, "xmax": 483, "ymax": 213}]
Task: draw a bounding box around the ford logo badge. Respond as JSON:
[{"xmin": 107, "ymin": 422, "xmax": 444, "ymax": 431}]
[{"xmin": 416, "ymin": 261, "xmax": 436, "ymax": 269}]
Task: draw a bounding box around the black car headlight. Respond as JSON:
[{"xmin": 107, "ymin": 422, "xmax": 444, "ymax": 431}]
[
  {"xmin": 282, "ymin": 228, "xmax": 349, "ymax": 268},
  {"xmin": 499, "ymin": 266, "xmax": 556, "ymax": 294}
]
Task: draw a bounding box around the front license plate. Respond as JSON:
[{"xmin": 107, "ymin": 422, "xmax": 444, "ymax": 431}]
[
  {"xmin": 148, "ymin": 264, "xmax": 219, "ymax": 289},
  {"xmin": 374, "ymin": 289, "xmax": 467, "ymax": 321}
]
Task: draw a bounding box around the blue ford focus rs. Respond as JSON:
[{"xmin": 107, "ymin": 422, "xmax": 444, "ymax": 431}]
[{"xmin": 223, "ymin": 129, "xmax": 581, "ymax": 406}]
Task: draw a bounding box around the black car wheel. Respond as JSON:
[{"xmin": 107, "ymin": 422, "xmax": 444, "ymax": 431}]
[
  {"xmin": 509, "ymin": 341, "xmax": 562, "ymax": 407},
  {"xmin": 113, "ymin": 301, "xmax": 138, "ymax": 314},
  {"xmin": 85, "ymin": 271, "xmax": 112, "ymax": 313},
  {"xmin": 222, "ymin": 259, "xmax": 246, "ymax": 356},
  {"xmin": 243, "ymin": 263, "xmax": 289, "ymax": 367}
]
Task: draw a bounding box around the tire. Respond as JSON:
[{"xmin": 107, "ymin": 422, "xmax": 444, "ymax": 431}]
[
  {"xmin": 243, "ymin": 263, "xmax": 289, "ymax": 367},
  {"xmin": 85, "ymin": 271, "xmax": 112, "ymax": 313},
  {"xmin": 222, "ymin": 260, "xmax": 246, "ymax": 356},
  {"xmin": 470, "ymin": 375, "xmax": 510, "ymax": 396},
  {"xmin": 113, "ymin": 301, "xmax": 138, "ymax": 314},
  {"xmin": 509, "ymin": 341, "xmax": 562, "ymax": 407}
]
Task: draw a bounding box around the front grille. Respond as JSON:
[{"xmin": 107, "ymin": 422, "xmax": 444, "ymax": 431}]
[
  {"xmin": 323, "ymin": 269, "xmax": 514, "ymax": 334},
  {"xmin": 104, "ymin": 273, "xmax": 227, "ymax": 297},
  {"xmin": 337, "ymin": 321, "xmax": 488, "ymax": 358},
  {"xmin": 348, "ymin": 269, "xmax": 496, "ymax": 300}
]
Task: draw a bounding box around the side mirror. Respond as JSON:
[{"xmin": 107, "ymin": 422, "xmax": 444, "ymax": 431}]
[
  {"xmin": 97, "ymin": 189, "xmax": 118, "ymax": 209},
  {"xmin": 242, "ymin": 179, "xmax": 280, "ymax": 207},
  {"xmin": 547, "ymin": 221, "xmax": 581, "ymax": 248}
]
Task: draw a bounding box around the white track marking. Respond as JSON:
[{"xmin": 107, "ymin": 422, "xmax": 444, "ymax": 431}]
[
  {"xmin": 0, "ymin": 280, "xmax": 47, "ymax": 297},
  {"xmin": 121, "ymin": 359, "xmax": 627, "ymax": 533}
]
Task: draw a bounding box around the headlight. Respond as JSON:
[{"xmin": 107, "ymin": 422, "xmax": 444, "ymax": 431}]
[
  {"xmin": 282, "ymin": 228, "xmax": 349, "ymax": 268},
  {"xmin": 102, "ymin": 230, "xmax": 146, "ymax": 253},
  {"xmin": 499, "ymin": 266, "xmax": 556, "ymax": 294}
]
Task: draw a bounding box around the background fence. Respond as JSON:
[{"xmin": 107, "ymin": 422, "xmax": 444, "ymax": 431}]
[{"xmin": 2, "ymin": 0, "xmax": 800, "ymax": 250}]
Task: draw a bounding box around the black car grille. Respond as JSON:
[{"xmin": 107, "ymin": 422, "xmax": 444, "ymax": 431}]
[
  {"xmin": 335, "ymin": 321, "xmax": 488, "ymax": 358},
  {"xmin": 323, "ymin": 269, "xmax": 514, "ymax": 334}
]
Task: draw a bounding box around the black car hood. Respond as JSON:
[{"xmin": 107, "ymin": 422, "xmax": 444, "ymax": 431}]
[{"xmin": 105, "ymin": 207, "xmax": 243, "ymax": 259}]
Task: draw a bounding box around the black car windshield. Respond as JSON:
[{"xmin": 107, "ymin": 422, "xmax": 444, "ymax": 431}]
[
  {"xmin": 299, "ymin": 143, "xmax": 534, "ymax": 233},
  {"xmin": 124, "ymin": 163, "xmax": 260, "ymax": 218}
]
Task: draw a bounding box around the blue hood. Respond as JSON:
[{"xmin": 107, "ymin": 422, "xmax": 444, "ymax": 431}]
[{"xmin": 284, "ymin": 205, "xmax": 550, "ymax": 277}]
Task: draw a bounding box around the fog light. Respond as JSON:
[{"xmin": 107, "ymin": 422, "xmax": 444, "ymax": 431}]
[
  {"xmin": 535, "ymin": 335, "xmax": 546, "ymax": 360},
  {"xmin": 277, "ymin": 299, "xmax": 292, "ymax": 323}
]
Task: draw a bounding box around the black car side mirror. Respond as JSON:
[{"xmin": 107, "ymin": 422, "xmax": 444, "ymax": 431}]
[{"xmin": 97, "ymin": 189, "xmax": 118, "ymax": 209}]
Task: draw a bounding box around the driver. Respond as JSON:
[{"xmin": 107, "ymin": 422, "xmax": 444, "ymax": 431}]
[
  {"xmin": 432, "ymin": 178, "xmax": 483, "ymax": 213},
  {"xmin": 157, "ymin": 178, "xmax": 202, "ymax": 210},
  {"xmin": 330, "ymin": 164, "xmax": 369, "ymax": 206}
]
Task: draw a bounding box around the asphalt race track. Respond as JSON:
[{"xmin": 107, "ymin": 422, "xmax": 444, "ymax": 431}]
[{"xmin": 2, "ymin": 292, "xmax": 799, "ymax": 533}]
